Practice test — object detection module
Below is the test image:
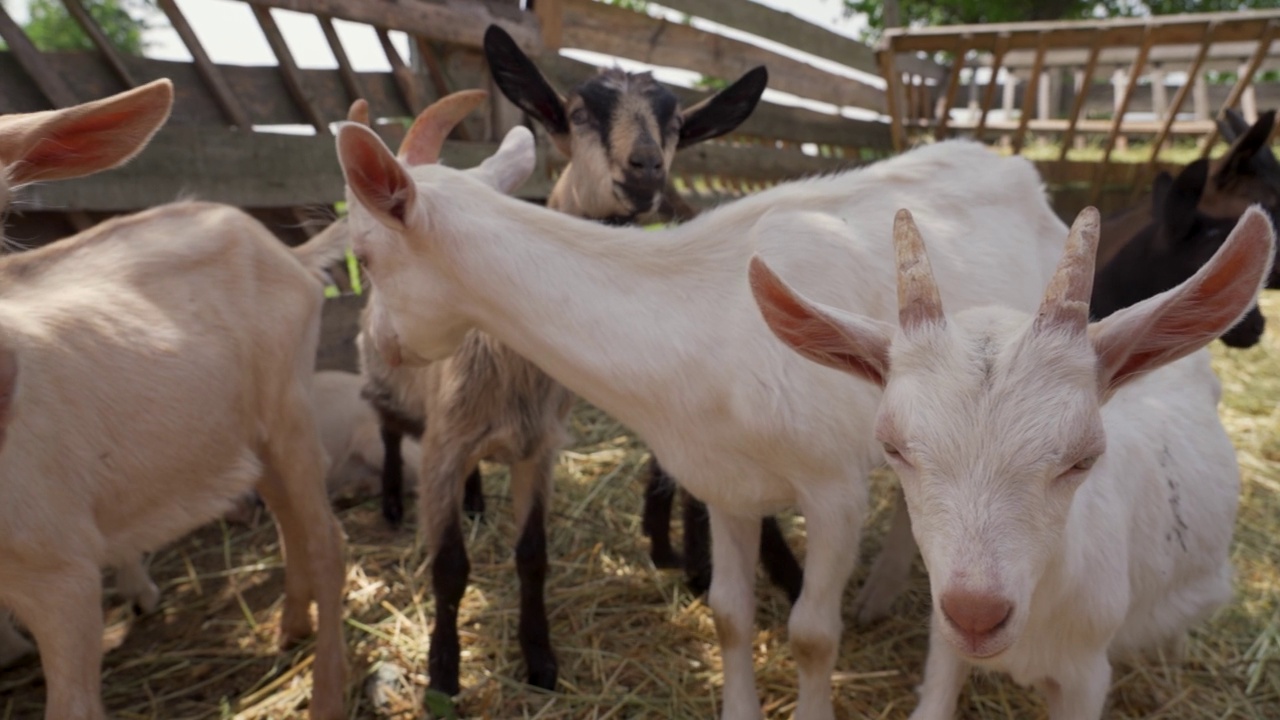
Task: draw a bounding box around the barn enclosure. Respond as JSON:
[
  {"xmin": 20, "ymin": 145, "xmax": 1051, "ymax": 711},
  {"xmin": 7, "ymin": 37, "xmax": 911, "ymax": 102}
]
[{"xmin": 1, "ymin": 1, "xmax": 1278, "ymax": 718}]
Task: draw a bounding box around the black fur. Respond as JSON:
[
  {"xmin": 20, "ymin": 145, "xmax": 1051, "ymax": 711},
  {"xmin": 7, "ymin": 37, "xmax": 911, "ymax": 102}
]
[
  {"xmin": 515, "ymin": 495, "xmax": 557, "ymax": 689},
  {"xmin": 427, "ymin": 517, "xmax": 470, "ymax": 696},
  {"xmin": 1094, "ymin": 158, "xmax": 1268, "ymax": 348},
  {"xmin": 678, "ymin": 66, "xmax": 769, "ymax": 149},
  {"xmin": 483, "ymin": 25, "xmax": 568, "ymax": 137}
]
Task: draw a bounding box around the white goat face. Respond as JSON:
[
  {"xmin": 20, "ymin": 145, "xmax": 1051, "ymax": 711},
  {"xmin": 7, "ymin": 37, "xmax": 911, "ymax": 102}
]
[
  {"xmin": 877, "ymin": 310, "xmax": 1106, "ymax": 659},
  {"xmin": 338, "ymin": 122, "xmax": 537, "ymax": 366}
]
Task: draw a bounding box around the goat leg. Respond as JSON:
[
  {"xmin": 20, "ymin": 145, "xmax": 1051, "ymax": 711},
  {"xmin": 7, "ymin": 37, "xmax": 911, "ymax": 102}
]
[
  {"xmin": 511, "ymin": 455, "xmax": 558, "ymax": 690},
  {"xmin": 681, "ymin": 491, "xmax": 714, "ymax": 597},
  {"xmin": 461, "ymin": 468, "xmax": 485, "ymax": 519},
  {"xmin": 759, "ymin": 518, "xmax": 804, "ymax": 605},
  {"xmin": 641, "ymin": 457, "xmax": 682, "ymax": 568},
  {"xmin": 378, "ymin": 424, "xmax": 406, "ymax": 527}
]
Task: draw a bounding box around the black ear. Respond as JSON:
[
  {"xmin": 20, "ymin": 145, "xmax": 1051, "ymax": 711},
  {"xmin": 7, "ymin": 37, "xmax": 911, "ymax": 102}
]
[
  {"xmin": 1159, "ymin": 159, "xmax": 1209, "ymax": 242},
  {"xmin": 1218, "ymin": 109, "xmax": 1276, "ymax": 183},
  {"xmin": 678, "ymin": 66, "xmax": 769, "ymax": 149},
  {"xmin": 483, "ymin": 24, "xmax": 568, "ymax": 137},
  {"xmin": 1216, "ymin": 107, "xmax": 1249, "ymax": 143}
]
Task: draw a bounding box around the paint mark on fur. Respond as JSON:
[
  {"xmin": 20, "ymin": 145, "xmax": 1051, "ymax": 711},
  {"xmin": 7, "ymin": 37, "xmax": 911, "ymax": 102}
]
[{"xmin": 1162, "ymin": 444, "xmax": 1188, "ymax": 552}]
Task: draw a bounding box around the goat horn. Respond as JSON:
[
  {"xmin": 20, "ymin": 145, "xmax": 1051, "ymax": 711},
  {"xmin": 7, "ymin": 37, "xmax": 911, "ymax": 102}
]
[
  {"xmin": 347, "ymin": 99, "xmax": 370, "ymax": 126},
  {"xmin": 894, "ymin": 209, "xmax": 945, "ymax": 332},
  {"xmin": 398, "ymin": 89, "xmax": 489, "ymax": 167},
  {"xmin": 1035, "ymin": 206, "xmax": 1100, "ymax": 335}
]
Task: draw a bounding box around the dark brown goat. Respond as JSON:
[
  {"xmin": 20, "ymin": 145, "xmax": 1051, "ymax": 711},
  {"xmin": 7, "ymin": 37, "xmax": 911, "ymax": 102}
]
[{"xmin": 1096, "ymin": 108, "xmax": 1280, "ymax": 271}]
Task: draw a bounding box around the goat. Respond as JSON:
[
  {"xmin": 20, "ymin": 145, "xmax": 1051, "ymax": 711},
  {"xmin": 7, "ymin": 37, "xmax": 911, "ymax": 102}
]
[
  {"xmin": 1096, "ymin": 108, "xmax": 1280, "ymax": 270},
  {"xmin": 1095, "ymin": 157, "xmax": 1270, "ymax": 348},
  {"xmin": 334, "ymin": 123, "xmax": 1070, "ymax": 719},
  {"xmin": 0, "ymin": 81, "xmax": 349, "ymax": 720},
  {"xmin": 751, "ymin": 206, "xmax": 1272, "ymax": 719},
  {"xmin": 481, "ymin": 24, "xmax": 802, "ymax": 604}
]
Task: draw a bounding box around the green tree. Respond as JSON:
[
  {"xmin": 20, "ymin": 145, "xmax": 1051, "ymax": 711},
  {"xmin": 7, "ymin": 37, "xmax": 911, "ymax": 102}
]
[
  {"xmin": 3, "ymin": 0, "xmax": 154, "ymax": 54},
  {"xmin": 846, "ymin": 0, "xmax": 1275, "ymax": 41}
]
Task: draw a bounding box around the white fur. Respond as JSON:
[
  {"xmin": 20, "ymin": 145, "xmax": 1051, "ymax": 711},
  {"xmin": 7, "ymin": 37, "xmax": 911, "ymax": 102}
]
[
  {"xmin": 336, "ymin": 129, "xmax": 1068, "ymax": 720},
  {"xmin": 755, "ymin": 208, "xmax": 1273, "ymax": 719}
]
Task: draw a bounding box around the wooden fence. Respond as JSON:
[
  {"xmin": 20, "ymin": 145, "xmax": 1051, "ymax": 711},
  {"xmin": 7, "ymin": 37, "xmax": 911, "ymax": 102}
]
[
  {"xmin": 1, "ymin": 0, "xmax": 922, "ymax": 369},
  {"xmin": 877, "ymin": 9, "xmax": 1280, "ymax": 218}
]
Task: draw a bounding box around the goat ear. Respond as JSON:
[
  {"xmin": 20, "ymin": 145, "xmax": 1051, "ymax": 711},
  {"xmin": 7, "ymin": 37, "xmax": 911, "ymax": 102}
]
[
  {"xmin": 0, "ymin": 78, "xmax": 173, "ymax": 185},
  {"xmin": 1089, "ymin": 207, "xmax": 1275, "ymax": 395},
  {"xmin": 749, "ymin": 255, "xmax": 894, "ymax": 386},
  {"xmin": 678, "ymin": 66, "xmax": 768, "ymax": 149},
  {"xmin": 336, "ymin": 122, "xmax": 417, "ymax": 229},
  {"xmin": 473, "ymin": 126, "xmax": 536, "ymax": 194},
  {"xmin": 483, "ymin": 25, "xmax": 569, "ymax": 141},
  {"xmin": 1216, "ymin": 107, "xmax": 1249, "ymax": 143},
  {"xmin": 1158, "ymin": 159, "xmax": 1208, "ymax": 243},
  {"xmin": 1218, "ymin": 109, "xmax": 1276, "ymax": 183}
]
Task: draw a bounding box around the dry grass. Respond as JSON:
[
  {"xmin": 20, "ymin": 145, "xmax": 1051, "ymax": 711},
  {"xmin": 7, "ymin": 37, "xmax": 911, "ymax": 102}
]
[{"xmin": 3, "ymin": 297, "xmax": 1279, "ymax": 720}]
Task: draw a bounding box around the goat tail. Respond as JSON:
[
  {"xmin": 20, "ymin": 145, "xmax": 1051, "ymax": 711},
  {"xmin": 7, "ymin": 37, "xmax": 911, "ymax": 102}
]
[{"xmin": 290, "ymin": 218, "xmax": 351, "ymax": 284}]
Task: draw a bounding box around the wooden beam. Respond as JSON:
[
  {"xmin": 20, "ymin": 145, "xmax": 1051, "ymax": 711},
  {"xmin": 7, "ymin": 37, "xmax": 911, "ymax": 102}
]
[
  {"xmin": 63, "ymin": 0, "xmax": 137, "ymax": 88},
  {"xmin": 934, "ymin": 36, "xmax": 970, "ymax": 140},
  {"xmin": 660, "ymin": 0, "xmax": 942, "ymax": 79},
  {"xmin": 974, "ymin": 34, "xmax": 1011, "ymax": 142},
  {"xmin": 1090, "ymin": 26, "xmax": 1155, "ymax": 203},
  {"xmin": 245, "ymin": 0, "xmax": 542, "ymax": 53},
  {"xmin": 15, "ymin": 127, "xmax": 554, "ymax": 211},
  {"xmin": 1012, "ymin": 33, "xmax": 1049, "ymax": 154},
  {"xmin": 0, "ymin": 4, "xmax": 79, "ymax": 107},
  {"xmin": 1137, "ymin": 22, "xmax": 1217, "ymax": 202},
  {"xmin": 157, "ymin": 0, "xmax": 252, "ymax": 128},
  {"xmin": 251, "ymin": 4, "xmax": 330, "ymax": 134},
  {"xmin": 533, "ymin": 0, "xmax": 564, "ymax": 52},
  {"xmin": 317, "ymin": 14, "xmax": 365, "ymax": 106},
  {"xmin": 560, "ymin": 0, "xmax": 885, "ymax": 113},
  {"xmin": 1200, "ymin": 20, "xmax": 1278, "ymax": 158},
  {"xmin": 1057, "ymin": 33, "xmax": 1106, "ymax": 162},
  {"xmin": 377, "ymin": 27, "xmax": 420, "ymax": 115},
  {"xmin": 878, "ymin": 49, "xmax": 905, "ymax": 152}
]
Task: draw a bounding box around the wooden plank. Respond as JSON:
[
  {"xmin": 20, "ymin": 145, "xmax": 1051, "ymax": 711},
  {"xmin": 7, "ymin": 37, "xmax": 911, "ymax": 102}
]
[
  {"xmin": 974, "ymin": 34, "xmax": 1011, "ymax": 142},
  {"xmin": 658, "ymin": 0, "xmax": 942, "ymax": 79},
  {"xmin": 912, "ymin": 116, "xmax": 1217, "ymax": 136},
  {"xmin": 1058, "ymin": 33, "xmax": 1106, "ymax": 162},
  {"xmin": 317, "ymin": 14, "xmax": 365, "ymax": 105},
  {"xmin": 934, "ymin": 36, "xmax": 970, "ymax": 140},
  {"xmin": 663, "ymin": 143, "xmax": 855, "ymax": 182},
  {"xmin": 1137, "ymin": 23, "xmax": 1217, "ymax": 202},
  {"xmin": 1012, "ymin": 33, "xmax": 1049, "ymax": 153},
  {"xmin": 533, "ymin": 0, "xmax": 564, "ymax": 52},
  {"xmin": 1200, "ymin": 21, "xmax": 1278, "ymax": 158},
  {"xmin": 246, "ymin": 0, "xmax": 542, "ymax": 53},
  {"xmin": 559, "ymin": 0, "xmax": 885, "ymax": 113},
  {"xmin": 14, "ymin": 126, "xmax": 553, "ymax": 211},
  {"xmin": 0, "ymin": 4, "xmax": 79, "ymax": 107},
  {"xmin": 377, "ymin": 27, "xmax": 420, "ymax": 115},
  {"xmin": 251, "ymin": 4, "xmax": 330, "ymax": 134},
  {"xmin": 63, "ymin": 0, "xmax": 137, "ymax": 87},
  {"xmin": 157, "ymin": 0, "xmax": 252, "ymax": 128},
  {"xmin": 1090, "ymin": 26, "xmax": 1155, "ymax": 203}
]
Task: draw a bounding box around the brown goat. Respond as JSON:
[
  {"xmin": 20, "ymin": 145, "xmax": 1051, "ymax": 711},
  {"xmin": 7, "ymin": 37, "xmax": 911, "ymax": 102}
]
[
  {"xmin": 1096, "ymin": 109, "xmax": 1280, "ymax": 271},
  {"xmin": 0, "ymin": 80, "xmax": 348, "ymax": 720}
]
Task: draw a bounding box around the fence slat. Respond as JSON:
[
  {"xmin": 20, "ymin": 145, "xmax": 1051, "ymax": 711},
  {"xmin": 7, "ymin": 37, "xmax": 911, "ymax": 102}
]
[
  {"xmin": 1199, "ymin": 20, "xmax": 1278, "ymax": 158},
  {"xmin": 974, "ymin": 34, "xmax": 1011, "ymax": 142},
  {"xmin": 0, "ymin": 5, "xmax": 79, "ymax": 107},
  {"xmin": 157, "ymin": 0, "xmax": 252, "ymax": 128},
  {"xmin": 1057, "ymin": 32, "xmax": 1106, "ymax": 162},
  {"xmin": 934, "ymin": 36, "xmax": 971, "ymax": 141},
  {"xmin": 251, "ymin": 5, "xmax": 329, "ymax": 134},
  {"xmin": 63, "ymin": 0, "xmax": 137, "ymax": 87},
  {"xmin": 1135, "ymin": 22, "xmax": 1218, "ymax": 203},
  {"xmin": 1089, "ymin": 26, "xmax": 1155, "ymax": 203},
  {"xmin": 317, "ymin": 14, "xmax": 365, "ymax": 106},
  {"xmin": 1011, "ymin": 33, "xmax": 1049, "ymax": 153},
  {"xmin": 376, "ymin": 27, "xmax": 420, "ymax": 115}
]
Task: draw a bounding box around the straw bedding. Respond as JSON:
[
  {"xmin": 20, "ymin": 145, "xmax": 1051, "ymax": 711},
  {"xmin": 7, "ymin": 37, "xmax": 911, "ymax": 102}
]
[{"xmin": 2, "ymin": 292, "xmax": 1277, "ymax": 720}]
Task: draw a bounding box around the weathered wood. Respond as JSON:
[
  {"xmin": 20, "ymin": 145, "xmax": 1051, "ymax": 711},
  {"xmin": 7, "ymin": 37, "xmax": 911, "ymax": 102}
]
[
  {"xmin": 1012, "ymin": 33, "xmax": 1049, "ymax": 153},
  {"xmin": 317, "ymin": 14, "xmax": 365, "ymax": 105},
  {"xmin": 934, "ymin": 36, "xmax": 970, "ymax": 140},
  {"xmin": 15, "ymin": 126, "xmax": 554, "ymax": 211},
  {"xmin": 1201, "ymin": 20, "xmax": 1278, "ymax": 158},
  {"xmin": 911, "ymin": 116, "xmax": 1217, "ymax": 136},
  {"xmin": 0, "ymin": 4, "xmax": 79, "ymax": 107},
  {"xmin": 377, "ymin": 27, "xmax": 420, "ymax": 115},
  {"xmin": 1090, "ymin": 25, "xmax": 1155, "ymax": 203},
  {"xmin": 1139, "ymin": 23, "xmax": 1217, "ymax": 200},
  {"xmin": 661, "ymin": 0, "xmax": 941, "ymax": 79},
  {"xmin": 246, "ymin": 0, "xmax": 541, "ymax": 53},
  {"xmin": 533, "ymin": 0, "xmax": 564, "ymax": 51},
  {"xmin": 62, "ymin": 0, "xmax": 137, "ymax": 88},
  {"xmin": 879, "ymin": 50, "xmax": 905, "ymax": 152},
  {"xmin": 251, "ymin": 4, "xmax": 330, "ymax": 134},
  {"xmin": 1057, "ymin": 32, "xmax": 1105, "ymax": 162},
  {"xmin": 157, "ymin": 0, "xmax": 252, "ymax": 128},
  {"xmin": 559, "ymin": 0, "xmax": 885, "ymax": 113},
  {"xmin": 974, "ymin": 34, "xmax": 1011, "ymax": 142}
]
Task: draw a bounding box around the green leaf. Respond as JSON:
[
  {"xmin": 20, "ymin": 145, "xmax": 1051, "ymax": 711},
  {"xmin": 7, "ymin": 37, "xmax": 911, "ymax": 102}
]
[{"xmin": 423, "ymin": 689, "xmax": 459, "ymax": 719}]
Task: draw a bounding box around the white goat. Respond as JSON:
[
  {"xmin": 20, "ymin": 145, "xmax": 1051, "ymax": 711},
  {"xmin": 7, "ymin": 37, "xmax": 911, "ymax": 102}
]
[
  {"xmin": 0, "ymin": 82, "xmax": 349, "ymax": 720},
  {"xmin": 315, "ymin": 368, "xmax": 422, "ymax": 500},
  {"xmin": 751, "ymin": 206, "xmax": 1272, "ymax": 719},
  {"xmin": 334, "ymin": 120, "xmax": 1069, "ymax": 719}
]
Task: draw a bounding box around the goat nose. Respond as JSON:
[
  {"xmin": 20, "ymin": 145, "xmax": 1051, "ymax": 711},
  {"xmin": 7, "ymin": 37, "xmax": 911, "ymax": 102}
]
[
  {"xmin": 628, "ymin": 147, "xmax": 664, "ymax": 176},
  {"xmin": 940, "ymin": 589, "xmax": 1013, "ymax": 640}
]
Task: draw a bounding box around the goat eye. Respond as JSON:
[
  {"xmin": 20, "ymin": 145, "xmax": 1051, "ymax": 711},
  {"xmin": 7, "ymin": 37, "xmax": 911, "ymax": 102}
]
[
  {"xmin": 882, "ymin": 443, "xmax": 903, "ymax": 460},
  {"xmin": 570, "ymin": 108, "xmax": 591, "ymax": 126},
  {"xmin": 1072, "ymin": 456, "xmax": 1098, "ymax": 471}
]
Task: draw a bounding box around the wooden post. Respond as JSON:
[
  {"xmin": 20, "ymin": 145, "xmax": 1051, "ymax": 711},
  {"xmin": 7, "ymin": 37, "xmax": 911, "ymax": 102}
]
[
  {"xmin": 934, "ymin": 36, "xmax": 970, "ymax": 141},
  {"xmin": 534, "ymin": 0, "xmax": 564, "ymax": 51},
  {"xmin": 318, "ymin": 15, "xmax": 366, "ymax": 107},
  {"xmin": 1012, "ymin": 33, "xmax": 1049, "ymax": 154},
  {"xmin": 879, "ymin": 47, "xmax": 905, "ymax": 152},
  {"xmin": 1058, "ymin": 33, "xmax": 1106, "ymax": 162},
  {"xmin": 1241, "ymin": 61, "xmax": 1259, "ymax": 123},
  {"xmin": 974, "ymin": 34, "xmax": 1011, "ymax": 142},
  {"xmin": 1137, "ymin": 22, "xmax": 1216, "ymax": 204},
  {"xmin": 1150, "ymin": 67, "xmax": 1167, "ymax": 120},
  {"xmin": 1090, "ymin": 26, "xmax": 1155, "ymax": 204}
]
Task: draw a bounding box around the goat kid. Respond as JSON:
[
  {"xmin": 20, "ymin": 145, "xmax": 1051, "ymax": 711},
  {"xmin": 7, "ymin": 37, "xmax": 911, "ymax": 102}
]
[
  {"xmin": 0, "ymin": 81, "xmax": 349, "ymax": 720},
  {"xmin": 1095, "ymin": 157, "xmax": 1270, "ymax": 348},
  {"xmin": 483, "ymin": 23, "xmax": 802, "ymax": 603},
  {"xmin": 752, "ymin": 207, "xmax": 1272, "ymax": 719},
  {"xmin": 335, "ymin": 122, "xmax": 1068, "ymax": 719},
  {"xmin": 1096, "ymin": 108, "xmax": 1280, "ymax": 271}
]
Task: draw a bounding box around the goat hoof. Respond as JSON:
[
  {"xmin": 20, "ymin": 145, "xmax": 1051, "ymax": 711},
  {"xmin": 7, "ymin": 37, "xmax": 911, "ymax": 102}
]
[
  {"xmin": 526, "ymin": 659, "xmax": 558, "ymax": 690},
  {"xmin": 685, "ymin": 571, "xmax": 712, "ymax": 597}
]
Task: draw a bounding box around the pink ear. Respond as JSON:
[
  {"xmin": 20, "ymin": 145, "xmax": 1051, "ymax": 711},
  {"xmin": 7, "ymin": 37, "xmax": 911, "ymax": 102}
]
[
  {"xmin": 2, "ymin": 79, "xmax": 173, "ymax": 185},
  {"xmin": 749, "ymin": 255, "xmax": 894, "ymax": 386},
  {"xmin": 336, "ymin": 123, "xmax": 417, "ymax": 228},
  {"xmin": 1090, "ymin": 206, "xmax": 1275, "ymax": 393}
]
